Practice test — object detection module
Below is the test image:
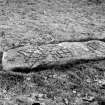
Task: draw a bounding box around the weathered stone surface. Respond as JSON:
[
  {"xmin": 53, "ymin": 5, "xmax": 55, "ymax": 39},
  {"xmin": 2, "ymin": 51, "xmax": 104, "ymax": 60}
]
[{"xmin": 2, "ymin": 40, "xmax": 105, "ymax": 70}]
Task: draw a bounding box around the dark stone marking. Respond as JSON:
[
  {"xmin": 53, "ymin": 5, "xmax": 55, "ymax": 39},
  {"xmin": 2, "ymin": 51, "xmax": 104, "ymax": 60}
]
[
  {"xmin": 0, "ymin": 52, "xmax": 3, "ymax": 70},
  {"xmin": 0, "ymin": 52, "xmax": 3, "ymax": 64},
  {"xmin": 32, "ymin": 103, "xmax": 40, "ymax": 105}
]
